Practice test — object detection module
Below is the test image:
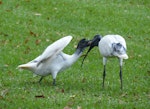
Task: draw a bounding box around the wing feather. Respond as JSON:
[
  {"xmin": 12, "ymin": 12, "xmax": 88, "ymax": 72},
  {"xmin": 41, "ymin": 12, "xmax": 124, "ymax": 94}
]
[{"xmin": 37, "ymin": 36, "xmax": 72, "ymax": 65}]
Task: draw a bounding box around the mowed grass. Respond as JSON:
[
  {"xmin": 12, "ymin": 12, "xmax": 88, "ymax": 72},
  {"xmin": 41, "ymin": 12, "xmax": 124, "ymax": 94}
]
[{"xmin": 0, "ymin": 0, "xmax": 150, "ymax": 108}]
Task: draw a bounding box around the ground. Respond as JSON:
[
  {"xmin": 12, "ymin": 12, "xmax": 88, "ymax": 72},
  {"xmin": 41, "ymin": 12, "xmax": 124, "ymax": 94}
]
[{"xmin": 0, "ymin": 0, "xmax": 150, "ymax": 109}]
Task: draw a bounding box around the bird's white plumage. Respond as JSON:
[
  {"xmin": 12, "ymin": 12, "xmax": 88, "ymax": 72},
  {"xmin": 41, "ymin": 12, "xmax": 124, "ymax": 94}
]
[
  {"xmin": 18, "ymin": 36, "xmax": 73, "ymax": 72},
  {"xmin": 99, "ymin": 35, "xmax": 128, "ymax": 59},
  {"xmin": 98, "ymin": 34, "xmax": 128, "ymax": 89},
  {"xmin": 36, "ymin": 36, "xmax": 72, "ymax": 65},
  {"xmin": 17, "ymin": 36, "xmax": 88, "ymax": 85},
  {"xmin": 81, "ymin": 34, "xmax": 128, "ymax": 89}
]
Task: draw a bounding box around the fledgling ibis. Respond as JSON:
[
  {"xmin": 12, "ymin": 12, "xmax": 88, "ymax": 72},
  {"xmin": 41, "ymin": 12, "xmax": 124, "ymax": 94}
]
[
  {"xmin": 82, "ymin": 34, "xmax": 128, "ymax": 89},
  {"xmin": 17, "ymin": 36, "xmax": 90, "ymax": 85}
]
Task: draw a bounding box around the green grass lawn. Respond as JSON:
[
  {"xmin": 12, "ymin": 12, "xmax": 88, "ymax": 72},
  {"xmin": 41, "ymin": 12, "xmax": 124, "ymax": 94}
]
[{"xmin": 0, "ymin": 0, "xmax": 150, "ymax": 108}]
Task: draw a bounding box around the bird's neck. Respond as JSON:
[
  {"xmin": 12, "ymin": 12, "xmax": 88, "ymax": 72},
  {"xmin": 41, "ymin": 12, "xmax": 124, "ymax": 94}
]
[
  {"xmin": 69, "ymin": 48, "xmax": 83, "ymax": 64},
  {"xmin": 75, "ymin": 48, "xmax": 83, "ymax": 55}
]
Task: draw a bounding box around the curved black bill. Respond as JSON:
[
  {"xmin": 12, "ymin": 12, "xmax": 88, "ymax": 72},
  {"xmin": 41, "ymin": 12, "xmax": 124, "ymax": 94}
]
[
  {"xmin": 81, "ymin": 35, "xmax": 102, "ymax": 67},
  {"xmin": 81, "ymin": 43, "xmax": 95, "ymax": 67}
]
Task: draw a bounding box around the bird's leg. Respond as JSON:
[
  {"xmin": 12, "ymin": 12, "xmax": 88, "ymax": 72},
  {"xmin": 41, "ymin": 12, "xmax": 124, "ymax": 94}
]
[
  {"xmin": 102, "ymin": 57, "xmax": 107, "ymax": 88},
  {"xmin": 119, "ymin": 58, "xmax": 123, "ymax": 90},
  {"xmin": 103, "ymin": 65, "xmax": 106, "ymax": 88},
  {"xmin": 53, "ymin": 79, "xmax": 56, "ymax": 86},
  {"xmin": 39, "ymin": 76, "xmax": 44, "ymax": 83},
  {"xmin": 120, "ymin": 66, "xmax": 123, "ymax": 90},
  {"xmin": 52, "ymin": 72, "xmax": 57, "ymax": 86}
]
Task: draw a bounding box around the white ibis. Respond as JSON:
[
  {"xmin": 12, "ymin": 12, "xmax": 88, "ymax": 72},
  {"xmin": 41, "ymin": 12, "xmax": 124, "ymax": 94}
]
[
  {"xmin": 82, "ymin": 34, "xmax": 128, "ymax": 89},
  {"xmin": 17, "ymin": 36, "xmax": 90, "ymax": 85}
]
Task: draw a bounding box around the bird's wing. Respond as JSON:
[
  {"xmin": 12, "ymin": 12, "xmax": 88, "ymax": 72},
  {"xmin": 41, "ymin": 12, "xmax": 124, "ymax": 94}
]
[
  {"xmin": 113, "ymin": 35, "xmax": 127, "ymax": 49},
  {"xmin": 109, "ymin": 35, "xmax": 128, "ymax": 59},
  {"xmin": 37, "ymin": 36, "xmax": 72, "ymax": 66}
]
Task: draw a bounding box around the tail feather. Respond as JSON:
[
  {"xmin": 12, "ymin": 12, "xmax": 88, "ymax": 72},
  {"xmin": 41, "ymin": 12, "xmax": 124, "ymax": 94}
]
[
  {"xmin": 17, "ymin": 63, "xmax": 36, "ymax": 72},
  {"xmin": 17, "ymin": 64, "xmax": 30, "ymax": 69}
]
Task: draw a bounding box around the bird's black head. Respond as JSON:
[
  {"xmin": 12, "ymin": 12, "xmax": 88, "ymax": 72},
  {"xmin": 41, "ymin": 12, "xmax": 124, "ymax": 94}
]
[
  {"xmin": 81, "ymin": 35, "xmax": 102, "ymax": 67},
  {"xmin": 76, "ymin": 38, "xmax": 90, "ymax": 52},
  {"xmin": 89, "ymin": 34, "xmax": 102, "ymax": 48}
]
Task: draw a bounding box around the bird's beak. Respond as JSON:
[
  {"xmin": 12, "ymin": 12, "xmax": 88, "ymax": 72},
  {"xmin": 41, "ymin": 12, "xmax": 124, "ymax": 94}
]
[
  {"xmin": 81, "ymin": 39, "xmax": 98, "ymax": 67},
  {"xmin": 87, "ymin": 40, "xmax": 92, "ymax": 46},
  {"xmin": 81, "ymin": 35, "xmax": 102, "ymax": 67}
]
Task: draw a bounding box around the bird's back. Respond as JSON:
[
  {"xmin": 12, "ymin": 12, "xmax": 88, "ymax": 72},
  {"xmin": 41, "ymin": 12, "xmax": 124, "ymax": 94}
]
[{"xmin": 99, "ymin": 35, "xmax": 127, "ymax": 57}]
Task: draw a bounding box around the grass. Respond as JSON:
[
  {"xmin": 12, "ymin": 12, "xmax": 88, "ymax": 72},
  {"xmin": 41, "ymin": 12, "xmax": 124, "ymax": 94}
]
[{"xmin": 0, "ymin": 0, "xmax": 150, "ymax": 108}]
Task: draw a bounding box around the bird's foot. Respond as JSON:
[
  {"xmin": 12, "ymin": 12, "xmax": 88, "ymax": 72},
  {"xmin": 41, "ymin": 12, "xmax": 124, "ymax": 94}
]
[{"xmin": 52, "ymin": 79, "xmax": 56, "ymax": 86}]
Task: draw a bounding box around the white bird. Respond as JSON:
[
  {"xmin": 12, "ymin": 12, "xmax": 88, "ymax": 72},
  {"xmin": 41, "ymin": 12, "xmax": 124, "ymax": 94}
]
[
  {"xmin": 82, "ymin": 34, "xmax": 128, "ymax": 89},
  {"xmin": 17, "ymin": 36, "xmax": 90, "ymax": 85}
]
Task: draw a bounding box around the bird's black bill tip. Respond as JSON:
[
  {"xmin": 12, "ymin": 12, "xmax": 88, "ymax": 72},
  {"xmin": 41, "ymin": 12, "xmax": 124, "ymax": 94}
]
[
  {"xmin": 87, "ymin": 40, "xmax": 92, "ymax": 46},
  {"xmin": 81, "ymin": 44, "xmax": 95, "ymax": 67}
]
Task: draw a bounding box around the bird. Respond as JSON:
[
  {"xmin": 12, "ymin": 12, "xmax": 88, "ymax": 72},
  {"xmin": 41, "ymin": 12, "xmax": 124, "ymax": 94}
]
[
  {"xmin": 81, "ymin": 34, "xmax": 128, "ymax": 89},
  {"xmin": 17, "ymin": 36, "xmax": 90, "ymax": 85}
]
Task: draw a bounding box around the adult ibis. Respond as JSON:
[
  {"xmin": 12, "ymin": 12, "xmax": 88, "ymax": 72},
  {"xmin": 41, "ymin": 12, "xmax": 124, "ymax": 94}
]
[{"xmin": 82, "ymin": 34, "xmax": 128, "ymax": 89}]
